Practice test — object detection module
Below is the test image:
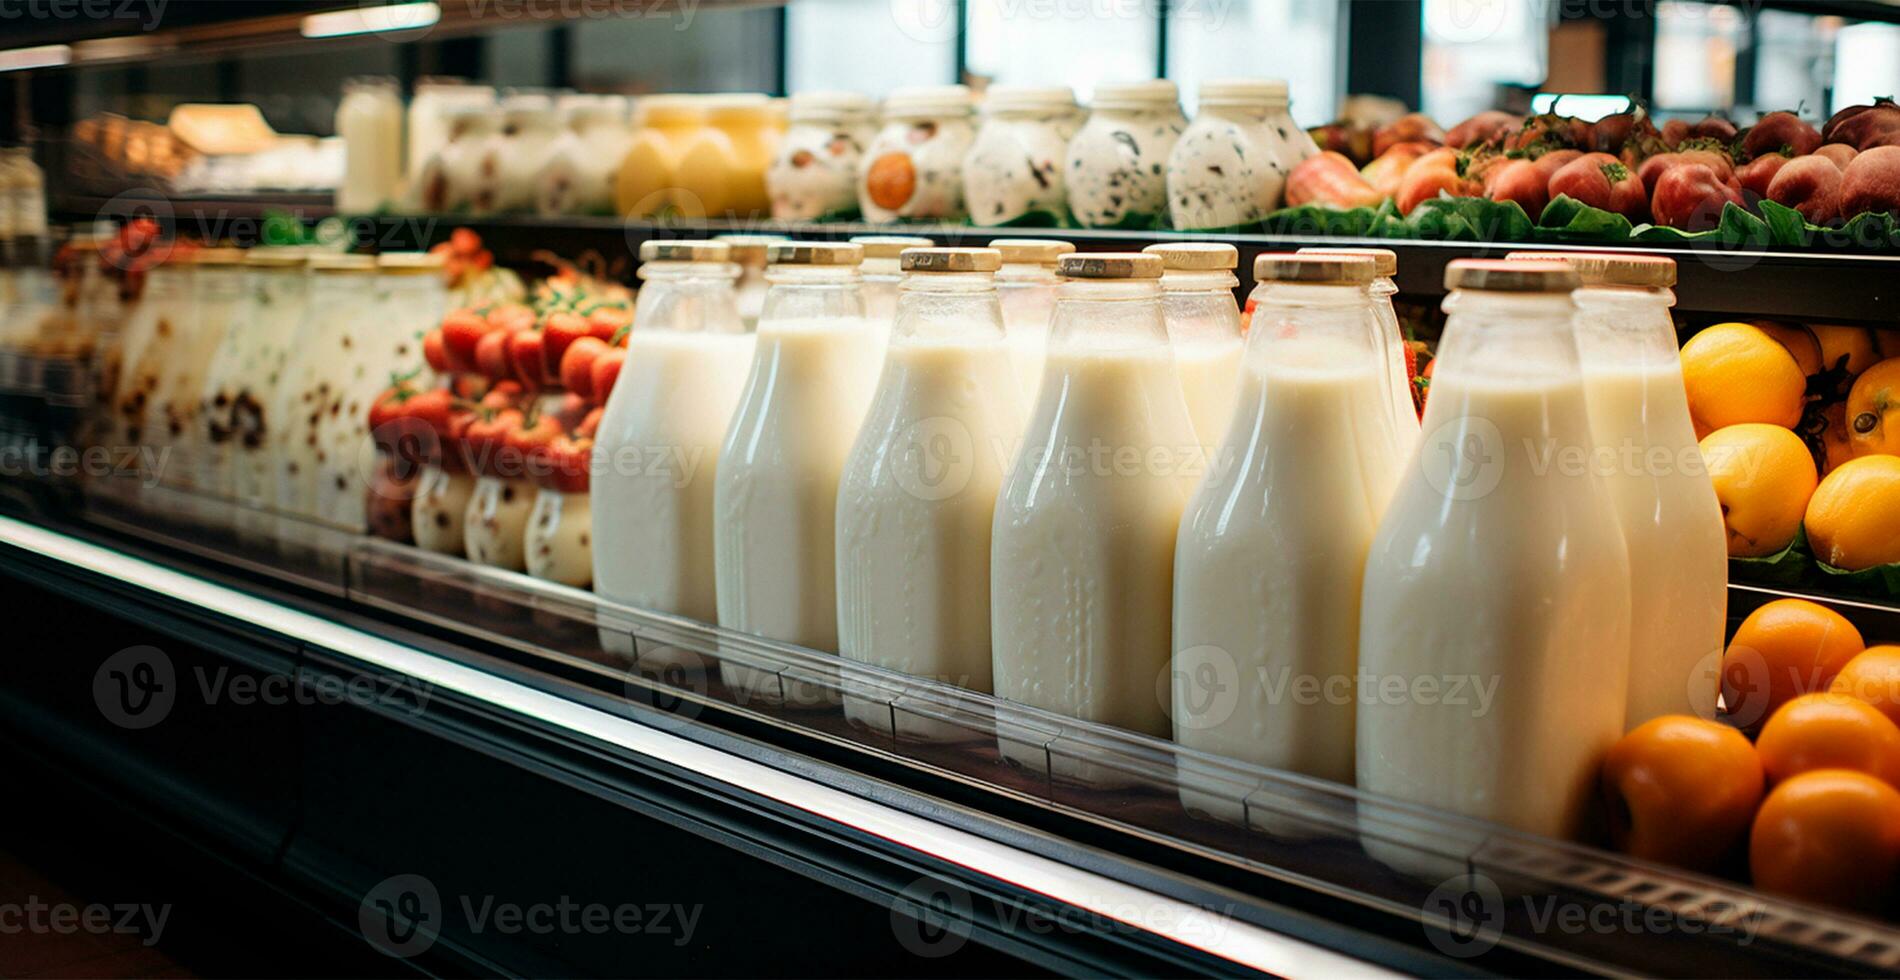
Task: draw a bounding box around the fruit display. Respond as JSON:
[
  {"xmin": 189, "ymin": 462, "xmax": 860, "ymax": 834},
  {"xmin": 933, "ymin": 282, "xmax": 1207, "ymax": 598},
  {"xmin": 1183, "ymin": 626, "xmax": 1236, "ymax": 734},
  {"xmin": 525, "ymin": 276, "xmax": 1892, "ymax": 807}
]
[
  {"xmin": 1685, "ymin": 319, "xmax": 1900, "ymax": 595},
  {"xmin": 1607, "ymin": 598, "xmax": 1900, "ymax": 914},
  {"xmin": 1273, "ymin": 101, "xmax": 1900, "ymax": 247}
]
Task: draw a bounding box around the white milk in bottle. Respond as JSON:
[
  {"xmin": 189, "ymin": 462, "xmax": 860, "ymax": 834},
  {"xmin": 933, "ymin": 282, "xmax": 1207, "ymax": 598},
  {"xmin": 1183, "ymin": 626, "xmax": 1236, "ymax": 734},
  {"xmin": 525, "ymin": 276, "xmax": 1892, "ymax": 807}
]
[
  {"xmin": 1142, "ymin": 242, "xmax": 1244, "ymax": 453},
  {"xmin": 991, "ymin": 252, "xmax": 1200, "ymax": 785},
  {"xmin": 1298, "ymin": 247, "xmax": 1420, "ymax": 454},
  {"xmin": 989, "ymin": 238, "xmax": 1073, "ymax": 405},
  {"xmin": 836, "ymin": 248, "xmax": 1024, "ymax": 740},
  {"xmin": 1357, "ymin": 260, "xmax": 1630, "ymax": 876},
  {"xmin": 593, "ymin": 240, "xmax": 755, "ymax": 670},
  {"xmin": 1508, "ymin": 251, "xmax": 1726, "ymax": 726},
  {"xmin": 714, "ymin": 242, "xmax": 880, "ymax": 704},
  {"xmin": 1172, "ymin": 254, "xmax": 1407, "ymax": 828},
  {"xmin": 850, "ymin": 235, "xmax": 932, "ymax": 361}
]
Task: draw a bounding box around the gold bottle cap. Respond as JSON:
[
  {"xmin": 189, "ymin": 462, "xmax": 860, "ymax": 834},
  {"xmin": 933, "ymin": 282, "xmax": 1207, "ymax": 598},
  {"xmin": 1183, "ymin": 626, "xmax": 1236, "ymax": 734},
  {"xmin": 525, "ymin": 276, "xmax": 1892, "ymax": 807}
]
[
  {"xmin": 243, "ymin": 247, "xmax": 311, "ymax": 268},
  {"xmin": 641, "ymin": 240, "xmax": 733, "ymax": 263},
  {"xmin": 712, "ymin": 233, "xmax": 788, "ymax": 263},
  {"xmin": 1253, "ymin": 252, "xmax": 1378, "ymax": 284},
  {"xmin": 1503, "ymin": 250, "xmax": 1676, "ymax": 288},
  {"xmin": 193, "ymin": 247, "xmax": 247, "ymax": 266},
  {"xmin": 309, "ymin": 253, "xmax": 379, "ymax": 274},
  {"xmin": 376, "ymin": 251, "xmax": 447, "ymax": 275},
  {"xmin": 850, "ymin": 235, "xmax": 935, "ymax": 260},
  {"xmin": 988, "ymin": 238, "xmax": 1076, "ymax": 265},
  {"xmin": 1297, "ymin": 245, "xmax": 1398, "ymax": 278},
  {"xmin": 1058, "ymin": 252, "xmax": 1164, "ymax": 280},
  {"xmin": 1445, "ymin": 258, "xmax": 1580, "ymax": 292},
  {"xmin": 1143, "ymin": 241, "xmax": 1239, "ymax": 271},
  {"xmin": 901, "ymin": 247, "xmax": 1001, "ymax": 273},
  {"xmin": 766, "ymin": 241, "xmax": 864, "ymax": 266}
]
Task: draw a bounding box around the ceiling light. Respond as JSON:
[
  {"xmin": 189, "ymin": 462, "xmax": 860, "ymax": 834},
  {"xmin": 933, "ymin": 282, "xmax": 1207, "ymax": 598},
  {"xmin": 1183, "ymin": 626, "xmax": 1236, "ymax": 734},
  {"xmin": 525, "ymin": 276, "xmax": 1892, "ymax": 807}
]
[
  {"xmin": 0, "ymin": 44, "xmax": 73, "ymax": 72},
  {"xmin": 301, "ymin": 2, "xmax": 440, "ymax": 39}
]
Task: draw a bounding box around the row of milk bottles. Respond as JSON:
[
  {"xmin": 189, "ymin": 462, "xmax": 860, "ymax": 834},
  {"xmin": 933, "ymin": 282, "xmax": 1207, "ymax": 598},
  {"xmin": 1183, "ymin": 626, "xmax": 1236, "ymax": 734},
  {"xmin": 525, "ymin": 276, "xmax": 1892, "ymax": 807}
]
[{"xmin": 587, "ymin": 239, "xmax": 1726, "ymax": 863}]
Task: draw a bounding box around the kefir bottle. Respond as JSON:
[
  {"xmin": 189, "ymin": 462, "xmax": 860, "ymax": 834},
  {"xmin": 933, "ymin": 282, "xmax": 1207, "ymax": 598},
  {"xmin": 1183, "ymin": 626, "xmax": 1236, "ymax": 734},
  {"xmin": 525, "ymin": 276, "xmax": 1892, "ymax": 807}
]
[
  {"xmin": 1508, "ymin": 251, "xmax": 1726, "ymax": 726},
  {"xmin": 593, "ymin": 240, "xmax": 755, "ymax": 669},
  {"xmin": 858, "ymin": 85, "xmax": 977, "ymax": 223},
  {"xmin": 273, "ymin": 254, "xmax": 377, "ymax": 552},
  {"xmin": 767, "ymin": 91, "xmax": 876, "ymax": 221},
  {"xmin": 714, "ymin": 242, "xmax": 880, "ymax": 704},
  {"xmin": 991, "ymin": 252, "xmax": 1199, "ymax": 783},
  {"xmin": 963, "ymin": 85, "xmax": 1080, "ymax": 227},
  {"xmin": 850, "ymin": 235, "xmax": 933, "ymax": 359},
  {"xmin": 1297, "ymin": 246, "xmax": 1421, "ymax": 453},
  {"xmin": 1357, "ymin": 260, "xmax": 1630, "ymax": 875},
  {"xmin": 1171, "ymin": 254, "xmax": 1407, "ymax": 827},
  {"xmin": 836, "ymin": 248, "xmax": 1024, "ymax": 738},
  {"xmin": 229, "ymin": 248, "xmax": 312, "ymax": 544},
  {"xmin": 336, "ymin": 77, "xmax": 403, "ymax": 214},
  {"xmin": 1065, "ymin": 81, "xmax": 1187, "ymax": 229},
  {"xmin": 988, "ymin": 238, "xmax": 1072, "ymax": 405},
  {"xmin": 1166, "ymin": 79, "xmax": 1289, "ymax": 231},
  {"xmin": 1141, "ymin": 242, "xmax": 1244, "ymax": 454}
]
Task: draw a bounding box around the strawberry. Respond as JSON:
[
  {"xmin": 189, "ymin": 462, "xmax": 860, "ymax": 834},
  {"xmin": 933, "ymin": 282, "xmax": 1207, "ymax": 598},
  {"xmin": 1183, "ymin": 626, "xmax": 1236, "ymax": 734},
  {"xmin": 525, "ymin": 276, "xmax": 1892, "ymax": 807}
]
[
  {"xmin": 550, "ymin": 392, "xmax": 591, "ymax": 433},
  {"xmin": 422, "ymin": 329, "xmax": 451, "ymax": 374},
  {"xmin": 450, "ymin": 227, "xmax": 481, "ymax": 255},
  {"xmin": 487, "ymin": 303, "xmax": 537, "ymax": 335},
  {"xmin": 440, "ymin": 309, "xmax": 492, "ymax": 371},
  {"xmin": 590, "ymin": 348, "xmax": 626, "ymax": 406},
  {"xmin": 463, "ymin": 407, "xmax": 523, "ymax": 477},
  {"xmin": 560, "ymin": 336, "xmax": 609, "ymax": 400},
  {"xmin": 541, "ymin": 311, "xmax": 592, "ymax": 384},
  {"xmin": 541, "ymin": 434, "xmax": 593, "ymax": 494},
  {"xmin": 403, "ymin": 387, "xmax": 455, "ymax": 437},
  {"xmin": 474, "ymin": 329, "xmax": 514, "ymax": 383},
  {"xmin": 504, "ymin": 410, "xmax": 562, "ymax": 483},
  {"xmin": 586, "ymin": 306, "xmax": 632, "ymax": 343},
  {"xmin": 480, "ymin": 380, "xmax": 525, "ymax": 411},
  {"xmin": 368, "ymin": 385, "xmax": 414, "ymax": 448},
  {"xmin": 506, "ymin": 330, "xmax": 548, "ymax": 393}
]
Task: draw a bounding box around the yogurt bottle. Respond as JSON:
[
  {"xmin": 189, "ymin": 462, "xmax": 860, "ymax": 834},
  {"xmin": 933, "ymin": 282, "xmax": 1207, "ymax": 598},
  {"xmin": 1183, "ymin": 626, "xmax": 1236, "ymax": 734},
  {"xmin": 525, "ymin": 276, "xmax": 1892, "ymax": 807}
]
[
  {"xmin": 526, "ymin": 478, "xmax": 593, "ymax": 587},
  {"xmin": 713, "ymin": 234, "xmax": 785, "ymax": 332},
  {"xmin": 273, "ymin": 253, "xmax": 377, "ymax": 532},
  {"xmin": 714, "ymin": 242, "xmax": 880, "ymax": 704},
  {"xmin": 1172, "ymin": 254, "xmax": 1408, "ymax": 826},
  {"xmin": 1508, "ymin": 251, "xmax": 1727, "ymax": 726},
  {"xmin": 991, "ymin": 252, "xmax": 1199, "ymax": 783},
  {"xmin": 336, "ymin": 77, "xmax": 404, "ymax": 214},
  {"xmin": 672, "ymin": 94, "xmax": 780, "ymax": 220},
  {"xmin": 406, "ymin": 79, "xmax": 496, "ymax": 188},
  {"xmin": 964, "ymin": 85, "xmax": 1080, "ymax": 227},
  {"xmin": 480, "ymin": 94, "xmax": 562, "ymax": 214},
  {"xmin": 1142, "ymin": 242, "xmax": 1243, "ymax": 453},
  {"xmin": 413, "ymin": 104, "xmax": 500, "ymax": 213},
  {"xmin": 1065, "ymin": 81, "xmax": 1187, "ymax": 230},
  {"xmin": 536, "ymin": 95, "xmax": 633, "ymax": 216},
  {"xmin": 465, "ymin": 470, "xmax": 534, "ymax": 570},
  {"xmin": 1297, "ymin": 247, "xmax": 1421, "ymax": 453},
  {"xmin": 1357, "ymin": 260, "xmax": 1630, "ymax": 875},
  {"xmin": 616, "ymin": 96, "xmax": 706, "ymax": 219},
  {"xmin": 110, "ymin": 256, "xmax": 193, "ymax": 456},
  {"xmin": 858, "ymin": 85, "xmax": 976, "ymax": 223},
  {"xmin": 198, "ymin": 247, "xmax": 291, "ymax": 508},
  {"xmin": 989, "ymin": 238, "xmax": 1073, "ymax": 404},
  {"xmin": 230, "ymin": 249, "xmax": 313, "ymax": 545},
  {"xmin": 162, "ymin": 248, "xmax": 246, "ymax": 507},
  {"xmin": 836, "ymin": 248, "xmax": 1024, "ymax": 739},
  {"xmin": 850, "ymin": 235, "xmax": 932, "ymax": 358},
  {"xmin": 1166, "ymin": 78, "xmax": 1290, "ymax": 231},
  {"xmin": 1262, "ymin": 80, "xmax": 1321, "ymax": 172},
  {"xmin": 411, "ymin": 462, "xmax": 475, "ymax": 555},
  {"xmin": 593, "ymin": 240, "xmax": 755, "ymax": 669},
  {"xmin": 767, "ymin": 91, "xmax": 876, "ymax": 221}
]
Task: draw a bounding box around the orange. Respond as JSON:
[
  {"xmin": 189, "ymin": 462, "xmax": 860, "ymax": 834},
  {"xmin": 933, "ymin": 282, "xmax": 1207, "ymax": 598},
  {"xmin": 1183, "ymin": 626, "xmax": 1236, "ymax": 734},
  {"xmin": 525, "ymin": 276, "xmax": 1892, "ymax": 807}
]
[
  {"xmin": 1757, "ymin": 693, "xmax": 1900, "ymax": 788},
  {"xmin": 1830, "ymin": 646, "xmax": 1900, "ymax": 730},
  {"xmin": 1750, "ymin": 769, "xmax": 1900, "ymax": 913},
  {"xmin": 1810, "ymin": 324, "xmax": 1882, "ymax": 377},
  {"xmin": 1845, "ymin": 356, "xmax": 1900, "ymax": 458},
  {"xmin": 1804, "ymin": 454, "xmax": 1900, "ymax": 570},
  {"xmin": 1600, "ymin": 715, "xmax": 1763, "ymax": 872},
  {"xmin": 1679, "ymin": 322, "xmax": 1807, "ymax": 436},
  {"xmin": 1698, "ymin": 423, "xmax": 1818, "ymax": 557},
  {"xmin": 1720, "ymin": 598, "xmax": 1864, "ymax": 727},
  {"xmin": 1750, "ymin": 320, "xmax": 1824, "ymax": 376}
]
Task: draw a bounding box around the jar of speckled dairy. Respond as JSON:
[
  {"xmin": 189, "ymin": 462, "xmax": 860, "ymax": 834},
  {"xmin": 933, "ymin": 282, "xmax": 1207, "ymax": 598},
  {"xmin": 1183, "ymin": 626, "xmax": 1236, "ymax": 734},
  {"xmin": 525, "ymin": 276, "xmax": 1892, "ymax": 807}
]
[
  {"xmin": 767, "ymin": 91, "xmax": 875, "ymax": 221},
  {"xmin": 1166, "ymin": 79, "xmax": 1290, "ymax": 231},
  {"xmin": 1064, "ymin": 81, "xmax": 1186, "ymax": 229},
  {"xmin": 963, "ymin": 85, "xmax": 1080, "ymax": 227},
  {"xmin": 858, "ymin": 85, "xmax": 976, "ymax": 223}
]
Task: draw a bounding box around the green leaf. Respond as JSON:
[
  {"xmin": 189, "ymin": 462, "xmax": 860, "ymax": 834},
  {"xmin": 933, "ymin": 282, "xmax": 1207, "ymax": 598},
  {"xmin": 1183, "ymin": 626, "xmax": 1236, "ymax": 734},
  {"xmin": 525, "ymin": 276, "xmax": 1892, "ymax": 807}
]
[
  {"xmin": 1831, "ymin": 209, "xmax": 1900, "ymax": 250},
  {"xmin": 1533, "ymin": 194, "xmax": 1634, "ymax": 241},
  {"xmin": 1404, "ymin": 194, "xmax": 1534, "ymax": 242},
  {"xmin": 1728, "ymin": 524, "xmax": 1811, "ymax": 587},
  {"xmin": 1755, "ymin": 199, "xmax": 1813, "ymax": 247},
  {"xmin": 1259, "ymin": 203, "xmax": 1390, "ymax": 238},
  {"xmin": 1813, "ymin": 556, "xmax": 1900, "ymax": 598},
  {"xmin": 1716, "ymin": 201, "xmax": 1774, "ymax": 248},
  {"xmin": 985, "ymin": 207, "xmax": 1072, "ymax": 229}
]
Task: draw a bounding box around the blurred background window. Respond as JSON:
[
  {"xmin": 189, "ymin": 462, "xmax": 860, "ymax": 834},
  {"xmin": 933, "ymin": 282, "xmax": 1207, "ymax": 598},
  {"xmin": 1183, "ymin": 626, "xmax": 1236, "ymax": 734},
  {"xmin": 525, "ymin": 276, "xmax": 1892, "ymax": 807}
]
[
  {"xmin": 786, "ymin": 0, "xmax": 956, "ymax": 95},
  {"xmin": 573, "ymin": 10, "xmax": 782, "ymax": 94},
  {"xmin": 1651, "ymin": 0, "xmax": 1744, "ymax": 113},
  {"xmin": 1420, "ymin": 0, "xmax": 1549, "ymax": 123},
  {"xmin": 1832, "ymin": 21, "xmax": 1900, "ymax": 115},
  {"xmin": 1166, "ymin": 0, "xmax": 1341, "ymax": 126},
  {"xmin": 962, "ymin": 0, "xmax": 1157, "ymax": 101},
  {"xmin": 1751, "ymin": 9, "xmax": 1838, "ymax": 119}
]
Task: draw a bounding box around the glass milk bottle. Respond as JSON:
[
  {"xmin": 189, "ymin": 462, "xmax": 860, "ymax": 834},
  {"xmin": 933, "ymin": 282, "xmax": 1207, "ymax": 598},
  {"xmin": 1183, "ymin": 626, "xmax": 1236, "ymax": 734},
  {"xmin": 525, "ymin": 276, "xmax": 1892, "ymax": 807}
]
[
  {"xmin": 850, "ymin": 235, "xmax": 933, "ymax": 358},
  {"xmin": 1142, "ymin": 242, "xmax": 1244, "ymax": 452},
  {"xmin": 1298, "ymin": 246, "xmax": 1421, "ymax": 453},
  {"xmin": 768, "ymin": 91, "xmax": 876, "ymax": 221},
  {"xmin": 991, "ymin": 252, "xmax": 1200, "ymax": 782},
  {"xmin": 836, "ymin": 248, "xmax": 1025, "ymax": 738},
  {"xmin": 1065, "ymin": 81, "xmax": 1187, "ymax": 229},
  {"xmin": 989, "ymin": 238, "xmax": 1073, "ymax": 405},
  {"xmin": 593, "ymin": 240, "xmax": 755, "ymax": 669},
  {"xmin": 963, "ymin": 85, "xmax": 1080, "ymax": 227},
  {"xmin": 336, "ymin": 77, "xmax": 404, "ymax": 214},
  {"xmin": 1172, "ymin": 254, "xmax": 1408, "ymax": 826},
  {"xmin": 715, "ymin": 242, "xmax": 881, "ymax": 703},
  {"xmin": 1357, "ymin": 260, "xmax": 1630, "ymax": 875},
  {"xmin": 1166, "ymin": 79, "xmax": 1288, "ymax": 231},
  {"xmin": 1508, "ymin": 251, "xmax": 1727, "ymax": 726},
  {"xmin": 713, "ymin": 234, "xmax": 785, "ymax": 332}
]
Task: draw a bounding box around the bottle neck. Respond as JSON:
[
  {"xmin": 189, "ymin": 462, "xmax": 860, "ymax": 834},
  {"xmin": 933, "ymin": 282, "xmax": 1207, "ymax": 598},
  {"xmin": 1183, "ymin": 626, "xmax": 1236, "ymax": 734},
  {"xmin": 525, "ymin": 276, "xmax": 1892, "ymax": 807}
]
[
  {"xmin": 1048, "ymin": 278, "xmax": 1167, "ymax": 354},
  {"xmin": 1245, "ymin": 280, "xmax": 1382, "ymax": 365},
  {"xmin": 1159, "ymin": 274, "xmax": 1241, "ymax": 347},
  {"xmin": 1434, "ymin": 289, "xmax": 1582, "ymax": 385},
  {"xmin": 634, "ymin": 262, "xmax": 744, "ymax": 335},
  {"xmin": 1194, "ymin": 102, "xmax": 1269, "ymax": 123},
  {"xmin": 892, "ymin": 272, "xmax": 1004, "ymax": 343},
  {"xmin": 759, "ymin": 266, "xmax": 865, "ymax": 328},
  {"xmin": 1571, "ymin": 285, "xmax": 1679, "ymax": 369}
]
